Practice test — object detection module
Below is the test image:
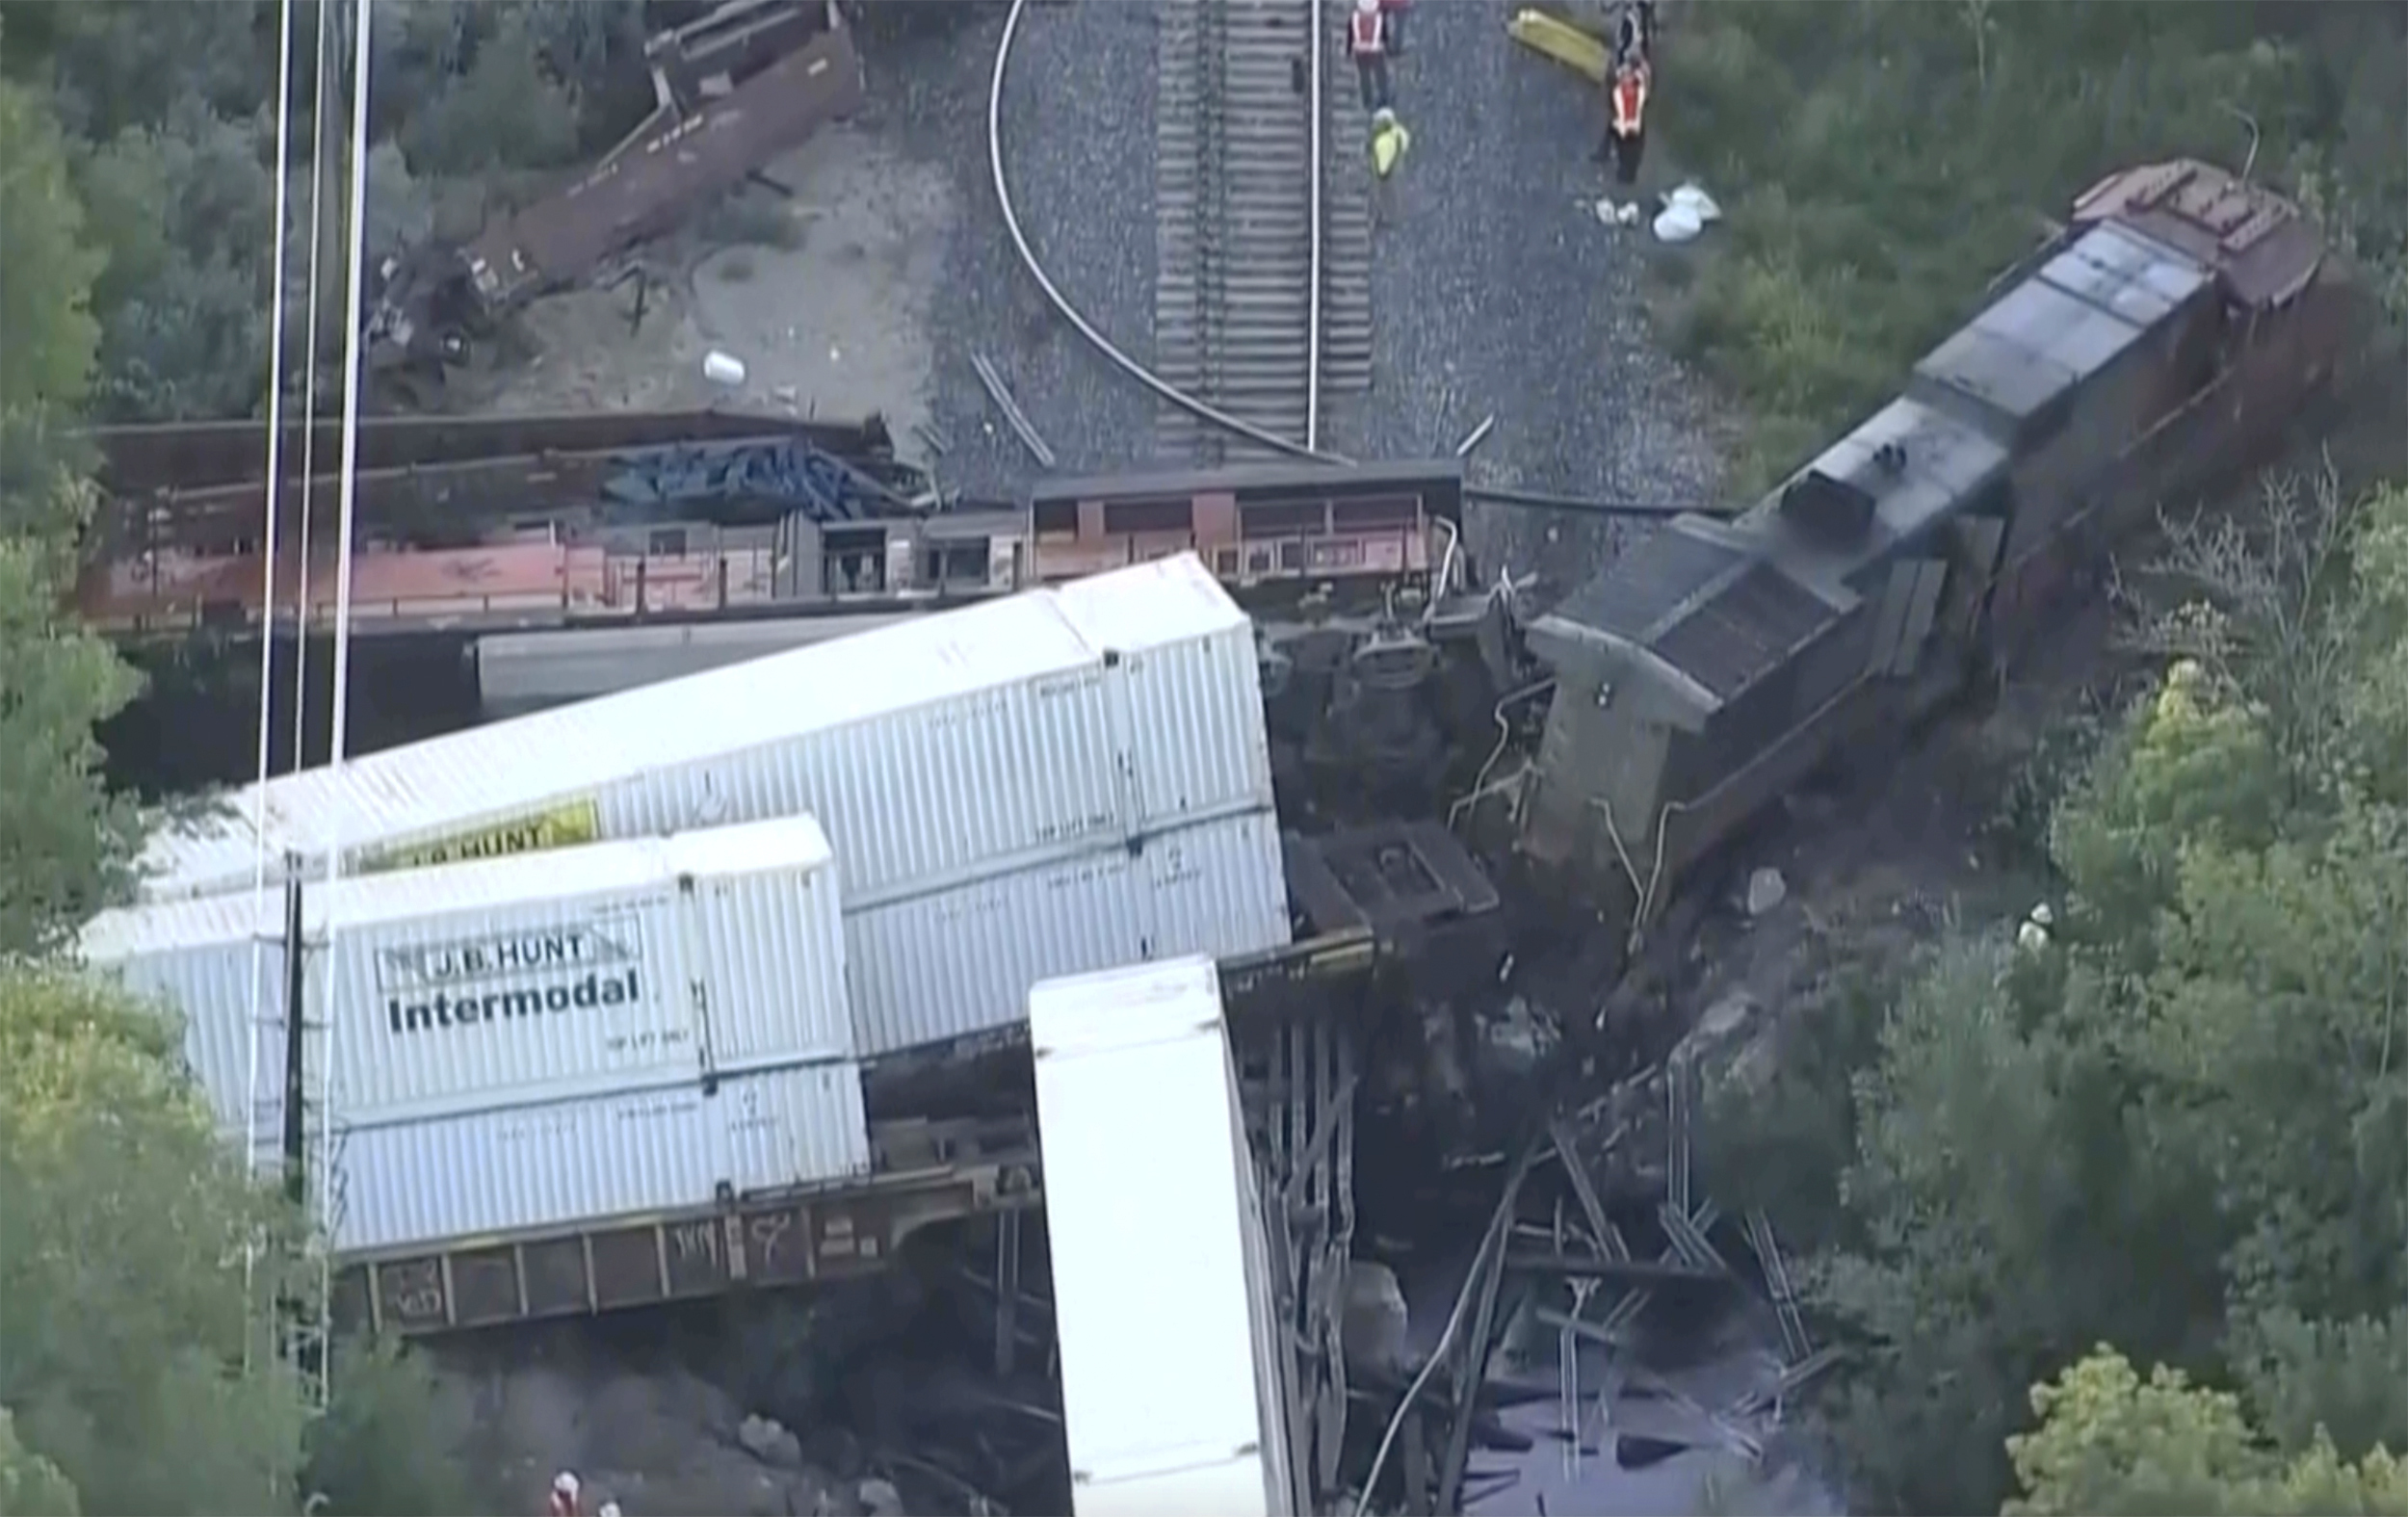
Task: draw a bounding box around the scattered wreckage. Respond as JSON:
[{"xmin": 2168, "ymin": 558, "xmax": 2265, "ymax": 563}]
[{"xmin": 365, "ymin": 0, "xmax": 867, "ymax": 403}]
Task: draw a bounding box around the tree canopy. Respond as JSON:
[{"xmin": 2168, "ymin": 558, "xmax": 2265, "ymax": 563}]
[
  {"xmin": 1706, "ymin": 477, "xmax": 2408, "ymax": 1517},
  {"xmin": 0, "ymin": 50, "xmax": 469, "ymax": 1517},
  {"xmin": 0, "ymin": 0, "xmax": 652, "ymax": 424},
  {"xmin": 2007, "ymin": 1348, "xmax": 2408, "ymax": 1516}
]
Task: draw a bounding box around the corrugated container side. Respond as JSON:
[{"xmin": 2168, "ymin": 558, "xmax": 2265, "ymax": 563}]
[
  {"xmin": 578, "ymin": 664, "xmax": 1127, "ymax": 908},
  {"xmin": 220, "ymin": 893, "xmax": 705, "ymax": 1125},
  {"xmin": 98, "ymin": 923, "xmax": 286, "ymax": 1143},
  {"xmin": 1030, "ymin": 960, "xmax": 1275, "ymax": 1515},
  {"xmin": 1136, "ymin": 805, "xmax": 1294, "ymax": 961},
  {"xmin": 1103, "ymin": 621, "xmax": 1274, "ymax": 825},
  {"xmin": 1054, "ymin": 556, "xmax": 1274, "ymax": 825},
  {"xmin": 845, "ymin": 808, "xmax": 1292, "ymax": 1059},
  {"xmin": 87, "ymin": 816, "xmax": 854, "ymax": 1127},
  {"xmin": 134, "ymin": 592, "xmax": 1107, "ymax": 902},
  {"xmin": 140, "ymin": 560, "xmax": 1276, "ymax": 911},
  {"xmin": 680, "ymin": 853, "xmax": 853, "ymax": 1073},
  {"xmin": 328, "ymin": 1062, "xmax": 871, "ymax": 1256}
]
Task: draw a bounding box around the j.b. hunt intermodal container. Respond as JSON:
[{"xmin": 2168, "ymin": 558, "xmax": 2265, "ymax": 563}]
[
  {"xmin": 133, "ymin": 553, "xmax": 1272, "ymax": 908},
  {"xmin": 78, "ymin": 814, "xmax": 855, "ymax": 1135}
]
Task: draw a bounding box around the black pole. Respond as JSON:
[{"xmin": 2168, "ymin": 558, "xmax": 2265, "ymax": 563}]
[{"xmin": 280, "ymin": 858, "xmax": 307, "ymax": 1206}]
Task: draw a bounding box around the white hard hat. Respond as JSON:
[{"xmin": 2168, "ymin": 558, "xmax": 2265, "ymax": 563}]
[
  {"xmin": 554, "ymin": 1473, "xmax": 582, "ymax": 1498},
  {"xmin": 598, "ymin": 1504, "xmax": 622, "ymax": 1517},
  {"xmin": 1355, "ymin": 0, "xmax": 1378, "ymax": 13}
]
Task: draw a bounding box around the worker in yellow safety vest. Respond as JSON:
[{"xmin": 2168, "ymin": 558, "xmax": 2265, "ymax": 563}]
[
  {"xmin": 1598, "ymin": 58, "xmax": 1649, "ymax": 188},
  {"xmin": 1370, "ymin": 106, "xmax": 1410, "ymax": 225},
  {"xmin": 1348, "ymin": 0, "xmax": 1393, "ymax": 113}
]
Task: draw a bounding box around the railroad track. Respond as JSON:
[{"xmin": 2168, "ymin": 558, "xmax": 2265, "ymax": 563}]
[{"xmin": 1155, "ymin": 0, "xmax": 1372, "ymax": 463}]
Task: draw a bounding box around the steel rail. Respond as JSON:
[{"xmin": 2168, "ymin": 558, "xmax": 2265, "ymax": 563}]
[
  {"xmin": 1305, "ymin": 0, "xmax": 1325, "ymax": 454},
  {"xmin": 986, "ymin": 0, "xmax": 1351, "ymax": 464}
]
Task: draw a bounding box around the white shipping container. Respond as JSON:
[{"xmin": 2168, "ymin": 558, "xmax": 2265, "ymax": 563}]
[
  {"xmin": 137, "ymin": 556, "xmax": 1271, "ymax": 909},
  {"xmin": 846, "ymin": 806, "xmax": 1293, "ymax": 1058},
  {"xmin": 328, "ymin": 1061, "xmax": 871, "ymax": 1256},
  {"xmin": 1030, "ymin": 957, "xmax": 1296, "ymax": 1517},
  {"xmin": 1052, "ymin": 557, "xmax": 1274, "ymax": 826},
  {"xmin": 80, "ymin": 815, "xmax": 853, "ymax": 1133}
]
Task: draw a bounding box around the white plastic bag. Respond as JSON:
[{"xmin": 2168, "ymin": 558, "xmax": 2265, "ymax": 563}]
[
  {"xmin": 1668, "ymin": 181, "xmax": 1723, "ymax": 222},
  {"xmin": 1652, "ymin": 202, "xmax": 1704, "ymax": 243}
]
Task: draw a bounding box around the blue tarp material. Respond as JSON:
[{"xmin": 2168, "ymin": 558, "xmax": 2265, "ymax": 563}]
[{"xmin": 601, "ymin": 438, "xmax": 908, "ymax": 521}]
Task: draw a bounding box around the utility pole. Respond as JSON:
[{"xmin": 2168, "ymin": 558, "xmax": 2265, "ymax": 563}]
[
  {"xmin": 280, "ymin": 867, "xmax": 308, "ymax": 1205},
  {"xmin": 275, "ymin": 860, "xmax": 327, "ymax": 1397}
]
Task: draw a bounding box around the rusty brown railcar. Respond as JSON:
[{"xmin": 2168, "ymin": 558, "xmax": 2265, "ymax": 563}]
[{"xmin": 458, "ymin": 2, "xmax": 867, "ymax": 316}]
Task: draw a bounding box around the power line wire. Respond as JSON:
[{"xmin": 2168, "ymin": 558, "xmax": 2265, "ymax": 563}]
[
  {"xmin": 293, "ymin": 0, "xmax": 335, "ymax": 762},
  {"xmin": 300, "ymin": 0, "xmax": 378, "ymax": 1412},
  {"xmin": 241, "ymin": 0, "xmax": 301, "ymax": 1370}
]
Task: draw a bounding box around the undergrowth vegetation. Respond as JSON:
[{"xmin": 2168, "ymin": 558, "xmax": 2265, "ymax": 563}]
[{"xmin": 1652, "ymin": 0, "xmax": 2407, "ymax": 492}]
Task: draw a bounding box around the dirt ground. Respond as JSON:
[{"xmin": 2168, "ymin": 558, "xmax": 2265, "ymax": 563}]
[{"xmin": 438, "ymin": 124, "xmax": 956, "ymax": 444}]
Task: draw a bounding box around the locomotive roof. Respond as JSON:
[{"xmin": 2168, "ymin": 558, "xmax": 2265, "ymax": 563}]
[
  {"xmin": 2072, "ymin": 158, "xmax": 2325, "ymax": 311},
  {"xmin": 1913, "ymin": 223, "xmax": 2212, "ymax": 435},
  {"xmin": 1539, "ymin": 397, "xmax": 2007, "ymax": 723}
]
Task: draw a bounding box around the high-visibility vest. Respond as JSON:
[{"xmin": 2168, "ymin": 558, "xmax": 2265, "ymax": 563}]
[
  {"xmin": 1611, "ymin": 72, "xmax": 1647, "ymax": 137},
  {"xmin": 1348, "ymin": 10, "xmax": 1384, "ymax": 57},
  {"xmin": 1372, "ymin": 120, "xmax": 1410, "ymax": 177}
]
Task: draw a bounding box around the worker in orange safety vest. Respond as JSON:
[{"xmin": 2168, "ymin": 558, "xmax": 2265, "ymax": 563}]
[
  {"xmin": 1348, "ymin": 0, "xmax": 1392, "ymax": 113},
  {"xmin": 1597, "ymin": 57, "xmax": 1649, "ymax": 188}
]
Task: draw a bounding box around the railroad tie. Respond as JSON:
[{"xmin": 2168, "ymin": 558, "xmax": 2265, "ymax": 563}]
[{"xmin": 1153, "ymin": 0, "xmax": 1373, "ymax": 464}]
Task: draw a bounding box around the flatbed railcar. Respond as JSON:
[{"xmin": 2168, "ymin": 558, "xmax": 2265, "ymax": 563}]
[{"xmin": 1515, "ymin": 159, "xmax": 2364, "ymax": 929}]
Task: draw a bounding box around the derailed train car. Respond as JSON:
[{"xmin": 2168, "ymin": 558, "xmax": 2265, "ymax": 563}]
[{"xmin": 1518, "ymin": 159, "xmax": 2363, "ymax": 917}]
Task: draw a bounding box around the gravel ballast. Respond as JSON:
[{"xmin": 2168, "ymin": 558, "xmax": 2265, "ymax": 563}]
[{"xmin": 871, "ymin": 1, "xmax": 1722, "ymax": 597}]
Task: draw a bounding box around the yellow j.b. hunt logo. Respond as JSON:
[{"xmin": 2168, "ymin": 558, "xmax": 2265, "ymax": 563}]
[{"xmin": 357, "ymin": 798, "xmax": 603, "ymax": 875}]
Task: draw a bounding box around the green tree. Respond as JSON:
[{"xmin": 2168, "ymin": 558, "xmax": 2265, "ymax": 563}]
[
  {"xmin": 2004, "ymin": 1348, "xmax": 2408, "ymax": 1516},
  {"xmin": 1801, "ymin": 941, "xmax": 2222, "ymax": 1514},
  {"xmin": 72, "ymin": 98, "xmax": 276, "ymax": 421},
  {"xmin": 2234, "ymin": 1309, "xmax": 2408, "ymax": 1466},
  {"xmin": 6, "ymin": 0, "xmax": 270, "ymax": 143},
  {"xmin": 2, "ymin": 61, "xmax": 471, "ymax": 1517},
  {"xmin": 1714, "ymin": 482, "xmax": 2408, "ymax": 1513},
  {"xmin": 0, "ymin": 1407, "xmax": 81, "ymax": 1517},
  {"xmin": 0, "ymin": 70, "xmax": 144, "ymax": 950},
  {"xmin": 303, "ymin": 1336, "xmax": 476, "ymax": 1517},
  {"xmin": 0, "ymin": 69, "xmax": 103, "ymax": 415},
  {"xmin": 0, "ymin": 538, "xmax": 143, "ymax": 955},
  {"xmin": 0, "ymin": 968, "xmax": 308, "ymax": 1515}
]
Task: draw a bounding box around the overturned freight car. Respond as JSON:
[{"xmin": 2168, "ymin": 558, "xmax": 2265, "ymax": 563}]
[
  {"xmin": 368, "ymin": 0, "xmax": 867, "ymax": 386},
  {"xmin": 136, "ymin": 555, "xmax": 1277, "ymax": 908}
]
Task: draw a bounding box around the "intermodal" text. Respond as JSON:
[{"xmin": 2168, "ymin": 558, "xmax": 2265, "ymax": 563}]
[{"xmin": 384, "ymin": 968, "xmax": 641, "ymax": 1034}]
